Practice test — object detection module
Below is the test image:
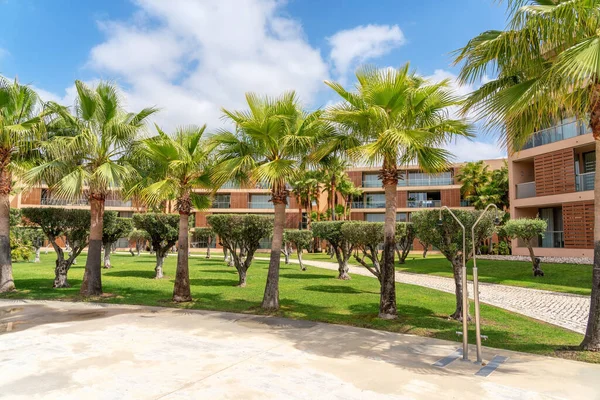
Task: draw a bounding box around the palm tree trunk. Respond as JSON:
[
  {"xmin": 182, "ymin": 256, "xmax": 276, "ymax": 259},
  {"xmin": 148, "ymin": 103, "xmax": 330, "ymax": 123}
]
[
  {"xmin": 173, "ymin": 211, "xmax": 192, "ymax": 302},
  {"xmin": 298, "ymin": 197, "xmax": 303, "ymax": 230},
  {"xmin": 80, "ymin": 196, "xmax": 104, "ymax": 296},
  {"xmin": 330, "ymin": 176, "xmax": 336, "ymax": 221},
  {"xmin": 582, "ymin": 103, "xmax": 600, "ymax": 350},
  {"xmin": 0, "ymin": 166, "xmax": 14, "ymax": 293},
  {"xmin": 379, "ymin": 167, "xmax": 398, "ymax": 319},
  {"xmin": 262, "ymin": 196, "xmax": 286, "ymax": 310}
]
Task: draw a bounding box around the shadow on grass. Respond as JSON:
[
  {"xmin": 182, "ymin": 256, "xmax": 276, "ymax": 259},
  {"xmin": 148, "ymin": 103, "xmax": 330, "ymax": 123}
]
[
  {"xmin": 281, "ymin": 273, "xmax": 331, "ymax": 280},
  {"xmin": 303, "ymin": 285, "xmax": 375, "ymax": 295},
  {"xmin": 104, "ymin": 270, "xmax": 157, "ymax": 279},
  {"xmin": 189, "ymin": 278, "xmax": 239, "ymax": 287}
]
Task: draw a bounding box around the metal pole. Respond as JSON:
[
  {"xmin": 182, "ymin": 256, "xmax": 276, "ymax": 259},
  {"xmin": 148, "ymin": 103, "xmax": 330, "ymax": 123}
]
[
  {"xmin": 471, "ymin": 204, "xmax": 498, "ymax": 365},
  {"xmin": 440, "ymin": 206, "xmax": 468, "ymax": 361}
]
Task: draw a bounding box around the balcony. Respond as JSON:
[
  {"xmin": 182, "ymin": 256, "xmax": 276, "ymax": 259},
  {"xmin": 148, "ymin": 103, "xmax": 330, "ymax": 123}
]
[
  {"xmin": 408, "ymin": 200, "xmax": 441, "ymax": 208},
  {"xmin": 105, "ymin": 199, "xmax": 132, "ymax": 207},
  {"xmin": 521, "ymin": 119, "xmax": 588, "ymax": 150},
  {"xmin": 576, "ymin": 172, "xmax": 595, "ymax": 192},
  {"xmin": 540, "ymin": 231, "xmax": 565, "ymax": 248},
  {"xmin": 362, "ymin": 180, "xmax": 381, "ymax": 188},
  {"xmin": 248, "ymin": 201, "xmax": 274, "ymax": 209},
  {"xmin": 211, "ymin": 201, "xmax": 231, "ymax": 209},
  {"xmin": 516, "ymin": 181, "xmax": 536, "ymax": 199},
  {"xmin": 460, "ymin": 200, "xmax": 472, "ymax": 207},
  {"xmin": 41, "ymin": 198, "xmax": 88, "ymax": 206},
  {"xmin": 408, "ymin": 176, "xmax": 453, "ymax": 186},
  {"xmin": 351, "ymin": 201, "xmax": 386, "ymax": 209}
]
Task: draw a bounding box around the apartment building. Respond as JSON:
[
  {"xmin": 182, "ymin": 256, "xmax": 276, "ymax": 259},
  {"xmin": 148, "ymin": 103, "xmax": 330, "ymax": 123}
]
[
  {"xmin": 192, "ymin": 160, "xmax": 504, "ymax": 249},
  {"xmin": 11, "ymin": 186, "xmax": 142, "ymax": 248},
  {"xmin": 509, "ymin": 117, "xmax": 594, "ymax": 258}
]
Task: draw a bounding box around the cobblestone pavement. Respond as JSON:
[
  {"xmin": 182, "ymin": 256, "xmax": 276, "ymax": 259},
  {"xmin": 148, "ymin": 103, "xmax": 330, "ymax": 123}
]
[{"xmin": 272, "ymin": 257, "xmax": 590, "ymax": 334}]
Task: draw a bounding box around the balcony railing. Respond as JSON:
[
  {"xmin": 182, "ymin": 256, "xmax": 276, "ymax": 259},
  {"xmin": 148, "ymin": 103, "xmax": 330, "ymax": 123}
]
[
  {"xmin": 460, "ymin": 200, "xmax": 472, "ymax": 207},
  {"xmin": 41, "ymin": 198, "xmax": 88, "ymax": 206},
  {"xmin": 576, "ymin": 172, "xmax": 595, "ymax": 192},
  {"xmin": 105, "ymin": 199, "xmax": 132, "ymax": 207},
  {"xmin": 516, "ymin": 181, "xmax": 536, "ymax": 199},
  {"xmin": 362, "ymin": 175, "xmax": 453, "ymax": 188},
  {"xmin": 408, "ymin": 200, "xmax": 441, "ymax": 208},
  {"xmin": 521, "ymin": 120, "xmax": 588, "ymax": 150},
  {"xmin": 539, "ymin": 231, "xmax": 564, "ymax": 248},
  {"xmin": 351, "ymin": 201, "xmax": 386, "ymax": 209},
  {"xmin": 211, "ymin": 201, "xmax": 231, "ymax": 209},
  {"xmin": 248, "ymin": 201, "xmax": 274, "ymax": 209}
]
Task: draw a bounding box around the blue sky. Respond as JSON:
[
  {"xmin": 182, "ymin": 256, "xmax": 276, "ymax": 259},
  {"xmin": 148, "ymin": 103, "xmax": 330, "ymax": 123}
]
[{"xmin": 0, "ymin": 0, "xmax": 509, "ymax": 161}]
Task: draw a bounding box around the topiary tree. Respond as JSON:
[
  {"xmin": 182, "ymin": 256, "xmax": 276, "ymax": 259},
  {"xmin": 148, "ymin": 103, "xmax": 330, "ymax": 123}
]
[
  {"xmin": 128, "ymin": 229, "xmax": 149, "ymax": 256},
  {"xmin": 10, "ymin": 229, "xmax": 33, "ymax": 262},
  {"xmin": 283, "ymin": 229, "xmax": 313, "ymax": 271},
  {"xmin": 133, "ymin": 213, "xmax": 179, "ymax": 279},
  {"xmin": 395, "ymin": 222, "xmax": 413, "ymax": 264},
  {"xmin": 207, "ymin": 214, "xmax": 273, "ymax": 287},
  {"xmin": 412, "ymin": 209, "xmax": 496, "ymax": 320},
  {"xmin": 192, "ymin": 227, "xmax": 214, "ymax": 259},
  {"xmin": 22, "ymin": 208, "xmax": 90, "ymax": 288},
  {"xmin": 312, "ymin": 221, "xmax": 353, "ymax": 280},
  {"xmin": 342, "ymin": 222, "xmax": 384, "ymax": 281},
  {"xmin": 503, "ymin": 218, "xmax": 548, "ymax": 277},
  {"xmin": 101, "ymin": 213, "xmax": 133, "ymax": 269},
  {"xmin": 19, "ymin": 227, "xmax": 45, "ymax": 262}
]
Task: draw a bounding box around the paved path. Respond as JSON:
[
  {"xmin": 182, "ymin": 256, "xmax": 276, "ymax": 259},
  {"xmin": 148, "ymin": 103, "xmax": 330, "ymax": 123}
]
[
  {"xmin": 1, "ymin": 300, "xmax": 598, "ymax": 399},
  {"xmin": 266, "ymin": 257, "xmax": 590, "ymax": 334}
]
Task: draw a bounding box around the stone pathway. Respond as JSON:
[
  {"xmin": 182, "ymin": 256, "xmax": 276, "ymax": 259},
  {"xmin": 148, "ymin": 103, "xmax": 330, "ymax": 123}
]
[{"xmin": 266, "ymin": 257, "xmax": 590, "ymax": 334}]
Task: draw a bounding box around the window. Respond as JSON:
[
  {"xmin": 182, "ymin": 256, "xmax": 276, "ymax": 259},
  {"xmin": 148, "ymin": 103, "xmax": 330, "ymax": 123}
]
[
  {"xmin": 212, "ymin": 194, "xmax": 231, "ymax": 208},
  {"xmin": 584, "ymin": 152, "xmax": 596, "ymax": 173},
  {"xmin": 118, "ymin": 211, "xmax": 133, "ymax": 218},
  {"xmin": 249, "ymin": 194, "xmax": 272, "ymax": 209},
  {"xmin": 362, "ymin": 173, "xmax": 380, "ymax": 188},
  {"xmin": 365, "ymin": 193, "xmax": 385, "ymax": 208},
  {"xmin": 365, "ymin": 213, "xmax": 409, "ymax": 222}
]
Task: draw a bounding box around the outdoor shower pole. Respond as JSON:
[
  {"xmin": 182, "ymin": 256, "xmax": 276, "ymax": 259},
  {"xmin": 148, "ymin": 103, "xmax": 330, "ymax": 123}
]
[
  {"xmin": 439, "ymin": 206, "xmax": 468, "ymax": 361},
  {"xmin": 471, "ymin": 204, "xmax": 499, "ymax": 365}
]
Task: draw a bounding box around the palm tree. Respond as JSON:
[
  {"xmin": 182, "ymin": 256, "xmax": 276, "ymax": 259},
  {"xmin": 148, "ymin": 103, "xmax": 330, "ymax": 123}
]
[
  {"xmin": 24, "ymin": 80, "xmax": 157, "ymax": 297},
  {"xmin": 453, "ymin": 0, "xmax": 600, "ymax": 350},
  {"xmin": 212, "ymin": 92, "xmax": 323, "ymax": 310},
  {"xmin": 320, "ymin": 156, "xmax": 349, "ymax": 221},
  {"xmin": 0, "ymin": 78, "xmax": 44, "ymax": 292},
  {"xmin": 131, "ymin": 125, "xmax": 212, "ymax": 302},
  {"xmin": 325, "ymin": 64, "xmax": 472, "ymax": 319},
  {"xmin": 456, "ymin": 160, "xmax": 490, "ymax": 200},
  {"xmin": 337, "ymin": 178, "xmax": 362, "ymax": 220}
]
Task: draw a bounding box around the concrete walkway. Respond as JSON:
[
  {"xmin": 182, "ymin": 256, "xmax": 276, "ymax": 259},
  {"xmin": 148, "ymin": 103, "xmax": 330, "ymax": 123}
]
[
  {"xmin": 266, "ymin": 257, "xmax": 590, "ymax": 334},
  {"xmin": 1, "ymin": 300, "xmax": 598, "ymax": 399}
]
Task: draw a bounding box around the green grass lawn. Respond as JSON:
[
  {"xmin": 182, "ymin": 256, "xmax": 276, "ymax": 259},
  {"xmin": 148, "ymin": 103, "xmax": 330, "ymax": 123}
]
[
  {"xmin": 1, "ymin": 253, "xmax": 596, "ymax": 363},
  {"xmin": 299, "ymin": 252, "xmax": 593, "ymax": 296}
]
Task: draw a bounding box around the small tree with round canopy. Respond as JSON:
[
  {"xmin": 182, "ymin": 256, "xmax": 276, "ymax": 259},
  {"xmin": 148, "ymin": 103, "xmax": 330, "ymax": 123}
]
[
  {"xmin": 192, "ymin": 227, "xmax": 214, "ymax": 259},
  {"xmin": 102, "ymin": 213, "xmax": 133, "ymax": 269},
  {"xmin": 132, "ymin": 213, "xmax": 179, "ymax": 279},
  {"xmin": 412, "ymin": 209, "xmax": 497, "ymax": 320},
  {"xmin": 504, "ymin": 218, "xmax": 548, "ymax": 277},
  {"xmin": 312, "ymin": 221, "xmax": 353, "ymax": 280},
  {"xmin": 283, "ymin": 229, "xmax": 313, "ymax": 271}
]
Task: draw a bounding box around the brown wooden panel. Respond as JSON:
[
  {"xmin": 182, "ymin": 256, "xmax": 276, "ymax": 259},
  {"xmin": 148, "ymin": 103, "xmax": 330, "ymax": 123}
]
[
  {"xmin": 534, "ymin": 149, "xmax": 576, "ymax": 196},
  {"xmin": 347, "ymin": 171, "xmax": 362, "ymax": 186},
  {"xmin": 563, "ymin": 201, "xmax": 594, "ymax": 249},
  {"xmin": 397, "ymin": 191, "xmax": 407, "ymax": 208},
  {"xmin": 288, "ymin": 196, "xmax": 299, "ymax": 210},
  {"xmin": 286, "ymin": 213, "xmax": 300, "ymax": 229},
  {"xmin": 195, "ymin": 212, "xmax": 210, "ymax": 227},
  {"xmin": 21, "ymin": 188, "xmax": 42, "ymax": 205},
  {"xmin": 350, "ymin": 212, "xmax": 364, "ymax": 221},
  {"xmin": 441, "ymin": 189, "xmax": 461, "ymax": 207},
  {"xmin": 229, "ymin": 193, "xmax": 247, "ymax": 208}
]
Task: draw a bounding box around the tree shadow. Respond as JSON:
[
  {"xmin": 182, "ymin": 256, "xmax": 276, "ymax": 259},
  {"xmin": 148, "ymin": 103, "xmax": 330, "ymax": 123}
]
[
  {"xmin": 281, "ymin": 273, "xmax": 331, "ymax": 280},
  {"xmin": 303, "ymin": 285, "xmax": 372, "ymax": 295},
  {"xmin": 104, "ymin": 270, "xmax": 157, "ymax": 279},
  {"xmin": 189, "ymin": 278, "xmax": 239, "ymax": 287}
]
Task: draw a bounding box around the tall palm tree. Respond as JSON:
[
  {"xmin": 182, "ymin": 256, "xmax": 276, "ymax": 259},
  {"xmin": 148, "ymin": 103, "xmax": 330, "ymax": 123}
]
[
  {"xmin": 24, "ymin": 80, "xmax": 157, "ymax": 297},
  {"xmin": 320, "ymin": 156, "xmax": 349, "ymax": 221},
  {"xmin": 212, "ymin": 92, "xmax": 323, "ymax": 310},
  {"xmin": 325, "ymin": 64, "xmax": 472, "ymax": 319},
  {"xmin": 337, "ymin": 178, "xmax": 362, "ymax": 220},
  {"xmin": 131, "ymin": 125, "xmax": 212, "ymax": 302},
  {"xmin": 0, "ymin": 78, "xmax": 44, "ymax": 292},
  {"xmin": 453, "ymin": 0, "xmax": 600, "ymax": 351},
  {"xmin": 290, "ymin": 172, "xmax": 318, "ymax": 229}
]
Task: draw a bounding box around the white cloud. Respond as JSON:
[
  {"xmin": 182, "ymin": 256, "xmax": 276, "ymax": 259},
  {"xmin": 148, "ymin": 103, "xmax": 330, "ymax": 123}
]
[
  {"xmin": 445, "ymin": 137, "xmax": 506, "ymax": 162},
  {"xmin": 78, "ymin": 0, "xmax": 330, "ymax": 131},
  {"xmin": 328, "ymin": 24, "xmax": 405, "ymax": 79}
]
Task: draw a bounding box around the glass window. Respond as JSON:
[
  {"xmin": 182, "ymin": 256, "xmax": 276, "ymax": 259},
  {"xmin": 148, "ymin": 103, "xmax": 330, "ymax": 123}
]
[
  {"xmin": 365, "ymin": 213, "xmax": 385, "ymax": 222},
  {"xmin": 249, "ymin": 194, "xmax": 272, "ymax": 209},
  {"xmin": 365, "ymin": 193, "xmax": 385, "ymax": 208},
  {"xmin": 362, "ymin": 173, "xmax": 380, "ymax": 188},
  {"xmin": 584, "ymin": 152, "xmax": 596, "ymax": 173},
  {"xmin": 212, "ymin": 194, "xmax": 231, "ymax": 208}
]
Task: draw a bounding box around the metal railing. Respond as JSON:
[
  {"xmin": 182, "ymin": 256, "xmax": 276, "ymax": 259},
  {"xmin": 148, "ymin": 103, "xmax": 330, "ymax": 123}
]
[
  {"xmin": 516, "ymin": 181, "xmax": 536, "ymax": 199},
  {"xmin": 408, "ymin": 176, "xmax": 453, "ymax": 186},
  {"xmin": 408, "ymin": 200, "xmax": 441, "ymax": 208},
  {"xmin": 539, "ymin": 231, "xmax": 564, "ymax": 248},
  {"xmin": 521, "ymin": 120, "xmax": 588, "ymax": 150},
  {"xmin": 248, "ymin": 201, "xmax": 274, "ymax": 209},
  {"xmin": 460, "ymin": 200, "xmax": 472, "ymax": 207},
  {"xmin": 105, "ymin": 199, "xmax": 132, "ymax": 207},
  {"xmin": 362, "ymin": 180, "xmax": 381, "ymax": 188},
  {"xmin": 41, "ymin": 198, "xmax": 88, "ymax": 206},
  {"xmin": 351, "ymin": 201, "xmax": 386, "ymax": 209},
  {"xmin": 576, "ymin": 172, "xmax": 595, "ymax": 192},
  {"xmin": 211, "ymin": 201, "xmax": 231, "ymax": 209}
]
